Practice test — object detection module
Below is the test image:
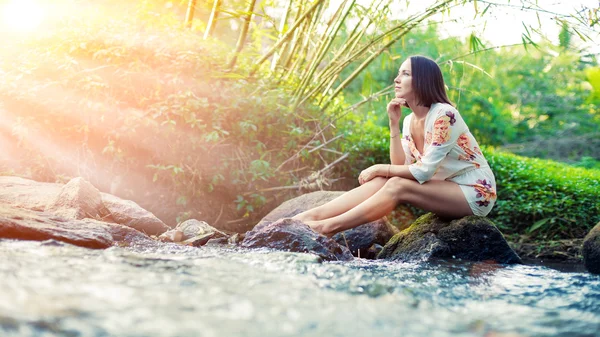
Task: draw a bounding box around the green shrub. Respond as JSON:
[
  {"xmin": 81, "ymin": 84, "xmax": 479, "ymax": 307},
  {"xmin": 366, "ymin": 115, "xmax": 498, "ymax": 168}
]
[
  {"xmin": 0, "ymin": 9, "xmax": 338, "ymax": 231},
  {"xmin": 335, "ymin": 108, "xmax": 390, "ymax": 180},
  {"xmin": 485, "ymin": 148, "xmax": 600, "ymax": 239}
]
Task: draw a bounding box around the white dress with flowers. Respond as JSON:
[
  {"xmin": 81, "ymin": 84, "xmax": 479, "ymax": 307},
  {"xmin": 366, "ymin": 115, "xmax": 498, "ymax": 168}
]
[{"xmin": 401, "ymin": 102, "xmax": 497, "ymax": 216}]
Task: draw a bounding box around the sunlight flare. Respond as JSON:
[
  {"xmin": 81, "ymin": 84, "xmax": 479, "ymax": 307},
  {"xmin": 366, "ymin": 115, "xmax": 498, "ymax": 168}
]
[{"xmin": 2, "ymin": 0, "xmax": 45, "ymax": 32}]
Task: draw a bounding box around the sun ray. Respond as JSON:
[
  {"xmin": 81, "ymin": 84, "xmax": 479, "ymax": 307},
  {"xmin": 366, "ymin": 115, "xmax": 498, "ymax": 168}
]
[{"xmin": 1, "ymin": 0, "xmax": 45, "ymax": 32}]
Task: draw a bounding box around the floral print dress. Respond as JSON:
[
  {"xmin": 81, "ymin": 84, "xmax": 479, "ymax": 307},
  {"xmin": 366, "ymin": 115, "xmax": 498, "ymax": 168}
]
[{"xmin": 401, "ymin": 103, "xmax": 497, "ymax": 216}]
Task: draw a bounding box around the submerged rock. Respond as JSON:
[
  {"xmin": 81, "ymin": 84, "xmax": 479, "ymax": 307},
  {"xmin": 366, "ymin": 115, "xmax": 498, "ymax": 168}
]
[
  {"xmin": 583, "ymin": 222, "xmax": 600, "ymax": 274},
  {"xmin": 241, "ymin": 218, "xmax": 353, "ymax": 261},
  {"xmin": 256, "ymin": 191, "xmax": 398, "ymax": 258},
  {"xmin": 378, "ymin": 213, "xmax": 522, "ymax": 264}
]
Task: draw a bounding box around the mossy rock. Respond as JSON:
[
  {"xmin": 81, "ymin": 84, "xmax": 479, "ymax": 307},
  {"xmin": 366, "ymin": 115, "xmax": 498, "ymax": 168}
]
[
  {"xmin": 583, "ymin": 222, "xmax": 600, "ymax": 274},
  {"xmin": 377, "ymin": 213, "xmax": 522, "ymax": 264}
]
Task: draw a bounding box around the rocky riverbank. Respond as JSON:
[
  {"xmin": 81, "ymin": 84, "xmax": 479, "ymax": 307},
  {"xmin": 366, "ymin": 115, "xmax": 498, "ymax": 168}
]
[{"xmin": 0, "ymin": 175, "xmax": 597, "ymax": 273}]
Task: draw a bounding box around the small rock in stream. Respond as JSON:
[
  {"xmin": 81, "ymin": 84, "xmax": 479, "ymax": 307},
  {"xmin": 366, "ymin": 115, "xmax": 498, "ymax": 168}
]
[{"xmin": 241, "ymin": 218, "xmax": 353, "ymax": 262}]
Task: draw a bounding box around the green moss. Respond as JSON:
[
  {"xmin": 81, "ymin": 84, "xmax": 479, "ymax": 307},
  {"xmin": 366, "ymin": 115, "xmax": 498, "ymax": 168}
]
[{"xmin": 378, "ymin": 213, "xmax": 440, "ymax": 259}]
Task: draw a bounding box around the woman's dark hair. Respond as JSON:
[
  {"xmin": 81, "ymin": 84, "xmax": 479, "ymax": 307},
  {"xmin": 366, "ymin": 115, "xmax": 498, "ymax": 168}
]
[{"xmin": 409, "ymin": 55, "xmax": 453, "ymax": 107}]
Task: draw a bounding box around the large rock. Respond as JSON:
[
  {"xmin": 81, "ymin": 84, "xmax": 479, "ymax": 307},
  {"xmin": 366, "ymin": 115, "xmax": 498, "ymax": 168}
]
[
  {"xmin": 241, "ymin": 218, "xmax": 353, "ymax": 261},
  {"xmin": 0, "ymin": 176, "xmax": 168, "ymax": 236},
  {"xmin": 583, "ymin": 222, "xmax": 600, "ymax": 274},
  {"xmin": 0, "ymin": 204, "xmax": 152, "ymax": 248},
  {"xmin": 378, "ymin": 213, "xmax": 522, "ymax": 264},
  {"xmin": 0, "ymin": 176, "xmax": 61, "ymax": 211},
  {"xmin": 101, "ymin": 193, "xmax": 169, "ymax": 236},
  {"xmin": 45, "ymin": 177, "xmax": 111, "ymax": 221},
  {"xmin": 256, "ymin": 191, "xmax": 398, "ymax": 258}
]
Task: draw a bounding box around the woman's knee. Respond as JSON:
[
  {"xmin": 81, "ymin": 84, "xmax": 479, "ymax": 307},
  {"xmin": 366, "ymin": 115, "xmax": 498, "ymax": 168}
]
[
  {"xmin": 362, "ymin": 176, "xmax": 388, "ymax": 189},
  {"xmin": 370, "ymin": 176, "xmax": 388, "ymax": 185},
  {"xmin": 382, "ymin": 177, "xmax": 413, "ymax": 202}
]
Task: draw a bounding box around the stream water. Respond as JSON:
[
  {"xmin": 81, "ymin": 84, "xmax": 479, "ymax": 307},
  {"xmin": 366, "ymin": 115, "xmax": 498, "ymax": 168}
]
[{"xmin": 1, "ymin": 239, "xmax": 599, "ymax": 337}]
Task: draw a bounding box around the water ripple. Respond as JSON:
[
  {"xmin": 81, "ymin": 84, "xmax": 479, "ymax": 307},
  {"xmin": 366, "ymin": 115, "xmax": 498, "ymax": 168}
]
[{"xmin": 1, "ymin": 239, "xmax": 599, "ymax": 337}]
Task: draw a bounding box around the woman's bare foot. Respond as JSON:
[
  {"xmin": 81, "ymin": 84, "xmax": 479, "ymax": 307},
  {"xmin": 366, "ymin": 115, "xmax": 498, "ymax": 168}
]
[
  {"xmin": 304, "ymin": 220, "xmax": 334, "ymax": 238},
  {"xmin": 291, "ymin": 212, "xmax": 317, "ymax": 223}
]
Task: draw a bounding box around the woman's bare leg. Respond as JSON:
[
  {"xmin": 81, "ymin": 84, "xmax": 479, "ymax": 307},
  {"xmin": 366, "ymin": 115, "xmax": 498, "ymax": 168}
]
[
  {"xmin": 292, "ymin": 177, "xmax": 388, "ymax": 222},
  {"xmin": 307, "ymin": 177, "xmax": 472, "ymax": 237}
]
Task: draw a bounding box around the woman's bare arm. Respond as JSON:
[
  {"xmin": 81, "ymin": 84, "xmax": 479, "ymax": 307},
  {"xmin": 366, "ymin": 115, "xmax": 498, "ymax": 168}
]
[
  {"xmin": 388, "ymin": 98, "xmax": 406, "ymax": 165},
  {"xmin": 389, "ymin": 124, "xmax": 406, "ymax": 165}
]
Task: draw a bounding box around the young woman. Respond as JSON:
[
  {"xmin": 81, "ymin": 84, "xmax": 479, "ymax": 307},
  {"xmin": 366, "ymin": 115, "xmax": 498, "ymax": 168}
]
[{"xmin": 293, "ymin": 55, "xmax": 497, "ymax": 237}]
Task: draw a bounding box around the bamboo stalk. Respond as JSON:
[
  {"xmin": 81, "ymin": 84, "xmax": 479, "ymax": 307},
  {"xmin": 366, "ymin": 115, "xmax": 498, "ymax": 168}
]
[
  {"xmin": 184, "ymin": 0, "xmax": 198, "ymax": 29},
  {"xmin": 283, "ymin": 2, "xmax": 324, "ymax": 82},
  {"xmin": 320, "ymin": 0, "xmax": 456, "ymax": 110},
  {"xmin": 293, "ymin": 0, "xmax": 355, "ymax": 107},
  {"xmin": 287, "ymin": 3, "xmax": 323, "ymax": 79},
  {"xmin": 307, "ymin": 134, "xmax": 344, "ymax": 153},
  {"xmin": 276, "ymin": 0, "xmax": 304, "ymax": 73},
  {"xmin": 250, "ymin": 0, "xmax": 327, "ymax": 76},
  {"xmin": 204, "ymin": 0, "xmax": 221, "ymax": 39},
  {"xmin": 289, "ymin": 1, "xmax": 328, "ymax": 93},
  {"xmin": 228, "ymin": 0, "xmax": 258, "ymax": 70},
  {"xmin": 305, "ymin": 146, "xmax": 344, "ymax": 155},
  {"xmin": 296, "ymin": 5, "xmax": 374, "ymax": 106},
  {"xmin": 271, "ymin": 0, "xmax": 294, "ymax": 71},
  {"xmin": 297, "ymin": 0, "xmax": 350, "ymax": 81},
  {"xmin": 295, "ymin": 0, "xmax": 390, "ymax": 107}
]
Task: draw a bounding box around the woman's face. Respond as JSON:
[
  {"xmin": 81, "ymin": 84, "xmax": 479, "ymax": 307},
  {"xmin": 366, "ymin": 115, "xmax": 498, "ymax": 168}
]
[{"xmin": 394, "ymin": 59, "xmax": 414, "ymax": 100}]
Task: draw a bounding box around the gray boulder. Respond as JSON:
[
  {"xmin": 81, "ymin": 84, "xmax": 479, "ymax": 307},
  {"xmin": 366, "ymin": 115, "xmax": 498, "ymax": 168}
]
[
  {"xmin": 583, "ymin": 222, "xmax": 600, "ymax": 274},
  {"xmin": 101, "ymin": 193, "xmax": 169, "ymax": 236},
  {"xmin": 0, "ymin": 176, "xmax": 61, "ymax": 211},
  {"xmin": 256, "ymin": 191, "xmax": 398, "ymax": 258},
  {"xmin": 0, "ymin": 176, "xmax": 168, "ymax": 236},
  {"xmin": 0, "ymin": 204, "xmax": 152, "ymax": 249},
  {"xmin": 378, "ymin": 213, "xmax": 522, "ymax": 264},
  {"xmin": 241, "ymin": 218, "xmax": 353, "ymax": 261},
  {"xmin": 45, "ymin": 177, "xmax": 111, "ymax": 221}
]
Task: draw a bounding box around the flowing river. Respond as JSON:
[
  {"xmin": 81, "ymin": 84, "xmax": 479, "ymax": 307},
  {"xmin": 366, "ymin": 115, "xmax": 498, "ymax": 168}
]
[{"xmin": 1, "ymin": 239, "xmax": 599, "ymax": 337}]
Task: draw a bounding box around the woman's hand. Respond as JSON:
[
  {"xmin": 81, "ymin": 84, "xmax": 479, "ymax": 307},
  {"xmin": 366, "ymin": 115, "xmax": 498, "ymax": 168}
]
[
  {"xmin": 358, "ymin": 164, "xmax": 385, "ymax": 185},
  {"xmin": 387, "ymin": 98, "xmax": 407, "ymax": 125}
]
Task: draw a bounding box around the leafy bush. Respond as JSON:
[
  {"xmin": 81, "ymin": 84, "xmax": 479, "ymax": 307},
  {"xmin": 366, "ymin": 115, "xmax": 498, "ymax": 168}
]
[
  {"xmin": 335, "ymin": 108, "xmax": 391, "ymax": 180},
  {"xmin": 485, "ymin": 149, "xmax": 600, "ymax": 239},
  {"xmin": 0, "ymin": 8, "xmax": 337, "ymax": 231}
]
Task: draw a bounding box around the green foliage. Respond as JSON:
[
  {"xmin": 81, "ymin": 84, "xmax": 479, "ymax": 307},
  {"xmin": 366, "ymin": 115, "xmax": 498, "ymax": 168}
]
[
  {"xmin": 335, "ymin": 108, "xmax": 390, "ymax": 179},
  {"xmin": 485, "ymin": 148, "xmax": 600, "ymax": 239},
  {"xmin": 1, "ymin": 0, "xmax": 598, "ymax": 237},
  {"xmin": 340, "ymin": 24, "xmax": 599, "ymax": 149},
  {"xmin": 586, "ymin": 67, "xmax": 600, "ymax": 102},
  {"xmin": 0, "ymin": 7, "xmax": 336, "ymax": 230},
  {"xmin": 558, "ymin": 22, "xmax": 571, "ymax": 50}
]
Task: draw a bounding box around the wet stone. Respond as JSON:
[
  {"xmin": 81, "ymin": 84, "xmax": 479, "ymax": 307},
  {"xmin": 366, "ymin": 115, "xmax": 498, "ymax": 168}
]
[{"xmin": 241, "ymin": 218, "xmax": 353, "ymax": 262}]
